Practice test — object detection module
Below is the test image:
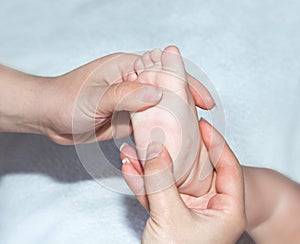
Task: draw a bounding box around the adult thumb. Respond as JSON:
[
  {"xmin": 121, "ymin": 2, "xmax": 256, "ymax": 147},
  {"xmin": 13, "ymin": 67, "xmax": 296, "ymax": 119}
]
[
  {"xmin": 100, "ymin": 82, "xmax": 162, "ymax": 114},
  {"xmin": 143, "ymin": 143, "xmax": 186, "ymax": 216}
]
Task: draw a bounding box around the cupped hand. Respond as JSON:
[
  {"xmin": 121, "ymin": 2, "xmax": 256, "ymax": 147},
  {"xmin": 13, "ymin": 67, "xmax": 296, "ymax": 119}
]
[
  {"xmin": 120, "ymin": 119, "xmax": 246, "ymax": 243},
  {"xmin": 40, "ymin": 52, "xmax": 214, "ymax": 144}
]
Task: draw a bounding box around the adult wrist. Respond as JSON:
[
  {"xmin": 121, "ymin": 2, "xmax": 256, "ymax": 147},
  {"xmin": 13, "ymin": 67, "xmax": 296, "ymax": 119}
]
[{"xmin": 0, "ymin": 65, "xmax": 51, "ymax": 134}]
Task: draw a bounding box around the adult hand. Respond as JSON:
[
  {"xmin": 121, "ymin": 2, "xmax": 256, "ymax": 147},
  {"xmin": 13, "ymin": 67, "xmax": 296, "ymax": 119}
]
[
  {"xmin": 121, "ymin": 119, "xmax": 246, "ymax": 243},
  {"xmin": 39, "ymin": 53, "xmax": 215, "ymax": 144},
  {"xmin": 0, "ymin": 51, "xmax": 214, "ymax": 144}
]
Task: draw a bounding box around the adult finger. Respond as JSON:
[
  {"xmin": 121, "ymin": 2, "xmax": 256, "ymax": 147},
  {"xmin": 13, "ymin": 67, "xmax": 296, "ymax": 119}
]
[
  {"xmin": 120, "ymin": 144, "xmax": 149, "ymax": 211},
  {"xmin": 99, "ymin": 82, "xmax": 162, "ymax": 114},
  {"xmin": 187, "ymin": 74, "xmax": 215, "ymax": 110},
  {"xmin": 120, "ymin": 143, "xmax": 143, "ymax": 175},
  {"xmin": 199, "ymin": 119, "xmax": 244, "ymax": 204},
  {"xmin": 143, "ymin": 143, "xmax": 186, "ymax": 216}
]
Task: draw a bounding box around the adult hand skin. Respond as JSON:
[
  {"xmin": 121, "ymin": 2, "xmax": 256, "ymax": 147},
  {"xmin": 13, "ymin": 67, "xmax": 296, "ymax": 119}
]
[
  {"xmin": 121, "ymin": 119, "xmax": 246, "ymax": 244},
  {"xmin": 0, "ymin": 53, "xmax": 214, "ymax": 144}
]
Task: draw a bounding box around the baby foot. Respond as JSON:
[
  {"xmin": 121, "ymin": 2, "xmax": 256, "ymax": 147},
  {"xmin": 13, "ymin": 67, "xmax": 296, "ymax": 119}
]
[
  {"xmin": 128, "ymin": 47, "xmax": 189, "ymax": 99},
  {"xmin": 128, "ymin": 46, "xmax": 213, "ymax": 196}
]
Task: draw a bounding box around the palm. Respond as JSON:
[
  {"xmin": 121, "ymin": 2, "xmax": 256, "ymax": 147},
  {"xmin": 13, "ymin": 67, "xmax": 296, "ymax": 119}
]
[{"xmin": 179, "ymin": 174, "xmax": 217, "ymax": 213}]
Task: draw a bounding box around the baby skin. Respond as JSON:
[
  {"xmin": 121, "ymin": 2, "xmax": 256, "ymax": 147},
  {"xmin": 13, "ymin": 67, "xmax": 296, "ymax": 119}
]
[
  {"xmin": 122, "ymin": 120, "xmax": 300, "ymax": 243},
  {"xmin": 124, "ymin": 46, "xmax": 213, "ymax": 197}
]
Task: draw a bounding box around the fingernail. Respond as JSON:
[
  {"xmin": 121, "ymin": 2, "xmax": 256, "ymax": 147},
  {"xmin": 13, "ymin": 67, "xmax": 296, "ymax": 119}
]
[
  {"xmin": 120, "ymin": 142, "xmax": 128, "ymax": 151},
  {"xmin": 205, "ymin": 94, "xmax": 216, "ymax": 108},
  {"xmin": 147, "ymin": 142, "xmax": 163, "ymax": 160},
  {"xmin": 211, "ymin": 100, "xmax": 216, "ymax": 108},
  {"xmin": 122, "ymin": 158, "xmax": 130, "ymax": 164},
  {"xmin": 211, "ymin": 99, "xmax": 216, "ymax": 108},
  {"xmin": 139, "ymin": 86, "xmax": 162, "ymax": 103}
]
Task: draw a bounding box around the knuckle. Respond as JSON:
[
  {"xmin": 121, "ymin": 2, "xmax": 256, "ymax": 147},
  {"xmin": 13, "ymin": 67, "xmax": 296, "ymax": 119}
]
[
  {"xmin": 144, "ymin": 159, "xmax": 164, "ymax": 176},
  {"xmin": 111, "ymin": 83, "xmax": 125, "ymax": 98},
  {"xmin": 111, "ymin": 82, "xmax": 137, "ymax": 100}
]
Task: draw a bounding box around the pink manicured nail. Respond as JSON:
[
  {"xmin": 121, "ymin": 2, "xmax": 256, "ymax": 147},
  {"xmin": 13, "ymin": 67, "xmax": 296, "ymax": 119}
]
[
  {"xmin": 119, "ymin": 142, "xmax": 128, "ymax": 151},
  {"xmin": 122, "ymin": 158, "xmax": 130, "ymax": 164},
  {"xmin": 208, "ymin": 96, "xmax": 216, "ymax": 108}
]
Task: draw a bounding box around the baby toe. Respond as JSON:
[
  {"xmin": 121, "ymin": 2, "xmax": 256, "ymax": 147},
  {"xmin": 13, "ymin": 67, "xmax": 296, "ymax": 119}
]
[
  {"xmin": 141, "ymin": 51, "xmax": 154, "ymax": 68},
  {"xmin": 150, "ymin": 48, "xmax": 162, "ymax": 64},
  {"xmin": 162, "ymin": 45, "xmax": 185, "ymax": 76},
  {"xmin": 134, "ymin": 57, "xmax": 145, "ymax": 75},
  {"xmin": 127, "ymin": 72, "xmax": 137, "ymax": 82}
]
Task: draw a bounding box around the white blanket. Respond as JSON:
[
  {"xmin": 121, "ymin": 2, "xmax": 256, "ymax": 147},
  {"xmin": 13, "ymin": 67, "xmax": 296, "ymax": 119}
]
[{"xmin": 0, "ymin": 0, "xmax": 299, "ymax": 243}]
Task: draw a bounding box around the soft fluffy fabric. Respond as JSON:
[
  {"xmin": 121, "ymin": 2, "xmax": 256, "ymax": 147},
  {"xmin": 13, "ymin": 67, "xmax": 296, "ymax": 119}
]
[{"xmin": 0, "ymin": 0, "xmax": 299, "ymax": 243}]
